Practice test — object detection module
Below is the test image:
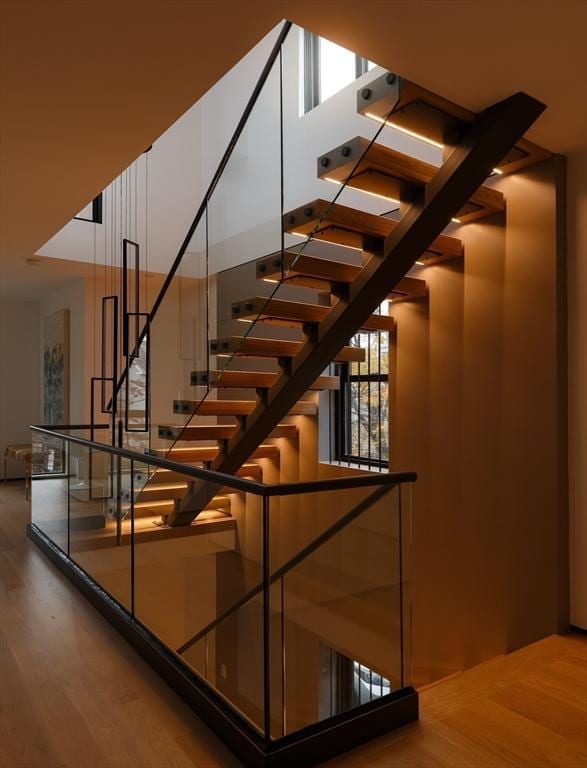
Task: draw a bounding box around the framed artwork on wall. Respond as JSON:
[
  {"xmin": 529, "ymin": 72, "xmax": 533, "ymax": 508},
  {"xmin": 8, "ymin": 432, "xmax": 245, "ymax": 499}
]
[{"xmin": 43, "ymin": 309, "xmax": 69, "ymax": 425}]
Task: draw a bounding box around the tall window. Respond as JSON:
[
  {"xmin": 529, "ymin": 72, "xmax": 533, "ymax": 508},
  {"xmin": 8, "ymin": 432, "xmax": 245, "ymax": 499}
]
[
  {"xmin": 336, "ymin": 302, "xmax": 389, "ymax": 468},
  {"xmin": 304, "ymin": 32, "xmax": 375, "ymax": 113}
]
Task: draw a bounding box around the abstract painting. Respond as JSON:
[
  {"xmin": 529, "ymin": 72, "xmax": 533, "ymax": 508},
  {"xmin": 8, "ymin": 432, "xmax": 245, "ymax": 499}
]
[{"xmin": 43, "ymin": 309, "xmax": 69, "ymax": 425}]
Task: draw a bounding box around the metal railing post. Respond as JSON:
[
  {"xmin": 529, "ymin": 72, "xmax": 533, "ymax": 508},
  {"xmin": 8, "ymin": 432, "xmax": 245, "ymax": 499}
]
[{"xmin": 262, "ymin": 494, "xmax": 271, "ymax": 741}]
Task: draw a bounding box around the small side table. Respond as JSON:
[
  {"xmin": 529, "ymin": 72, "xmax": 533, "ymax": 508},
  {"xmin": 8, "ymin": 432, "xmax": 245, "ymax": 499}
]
[{"xmin": 3, "ymin": 444, "xmax": 33, "ymax": 500}]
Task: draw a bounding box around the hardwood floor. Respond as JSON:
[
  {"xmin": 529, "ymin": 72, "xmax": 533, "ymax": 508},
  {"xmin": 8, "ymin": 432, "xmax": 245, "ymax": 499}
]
[{"xmin": 1, "ymin": 481, "xmax": 586, "ymax": 768}]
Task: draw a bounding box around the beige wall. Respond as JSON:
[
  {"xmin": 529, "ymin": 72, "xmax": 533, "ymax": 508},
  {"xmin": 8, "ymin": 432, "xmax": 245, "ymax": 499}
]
[
  {"xmin": 0, "ymin": 298, "xmax": 40, "ymax": 477},
  {"xmin": 390, "ymin": 157, "xmax": 568, "ymax": 683},
  {"xmin": 37, "ymin": 268, "xmax": 168, "ymax": 433},
  {"xmin": 568, "ymin": 150, "xmax": 587, "ymax": 630}
]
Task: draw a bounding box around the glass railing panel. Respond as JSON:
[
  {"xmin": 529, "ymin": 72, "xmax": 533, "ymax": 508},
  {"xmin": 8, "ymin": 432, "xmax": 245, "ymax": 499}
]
[
  {"xmin": 202, "ymin": 24, "xmax": 399, "ymax": 393},
  {"xmin": 268, "ymin": 480, "xmax": 408, "ymax": 738},
  {"xmin": 190, "ymin": 41, "xmax": 282, "ymax": 402},
  {"xmin": 135, "ymin": 470, "xmax": 266, "ymax": 733},
  {"xmin": 139, "ymin": 214, "xmax": 208, "ymax": 459},
  {"xmin": 31, "ymin": 430, "xmax": 68, "ymax": 552},
  {"xmin": 68, "ymin": 442, "xmax": 132, "ymax": 611},
  {"xmin": 181, "ymin": 592, "xmax": 266, "ymax": 735}
]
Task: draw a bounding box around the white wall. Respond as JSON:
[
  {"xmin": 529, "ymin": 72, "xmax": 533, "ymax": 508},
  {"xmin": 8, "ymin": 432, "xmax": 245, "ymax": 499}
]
[
  {"xmin": 39, "ymin": 279, "xmax": 88, "ymax": 424},
  {"xmin": 36, "ymin": 25, "xmax": 281, "ymax": 278},
  {"xmin": 0, "ymin": 299, "xmax": 40, "ymax": 477},
  {"xmin": 36, "ymin": 24, "xmax": 442, "ymax": 279},
  {"xmin": 568, "ymin": 150, "xmax": 587, "ymax": 630}
]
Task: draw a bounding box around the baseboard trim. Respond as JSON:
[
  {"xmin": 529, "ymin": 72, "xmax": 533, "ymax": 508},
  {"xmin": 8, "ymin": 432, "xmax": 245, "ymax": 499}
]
[
  {"xmin": 27, "ymin": 522, "xmax": 418, "ymax": 767},
  {"xmin": 570, "ymin": 624, "xmax": 587, "ymax": 635}
]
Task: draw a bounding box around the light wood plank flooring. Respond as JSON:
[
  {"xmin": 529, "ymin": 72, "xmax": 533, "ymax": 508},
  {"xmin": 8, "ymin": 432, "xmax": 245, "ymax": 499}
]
[{"xmin": 1, "ymin": 481, "xmax": 586, "ymax": 768}]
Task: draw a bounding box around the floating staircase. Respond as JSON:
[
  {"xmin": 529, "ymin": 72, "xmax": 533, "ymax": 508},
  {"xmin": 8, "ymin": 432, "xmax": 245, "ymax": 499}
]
[
  {"xmin": 163, "ymin": 89, "xmax": 544, "ymax": 525},
  {"xmin": 117, "ymin": 73, "xmax": 547, "ymax": 531}
]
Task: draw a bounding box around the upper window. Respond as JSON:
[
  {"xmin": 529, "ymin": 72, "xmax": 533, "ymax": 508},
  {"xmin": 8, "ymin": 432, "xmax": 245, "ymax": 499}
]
[
  {"xmin": 303, "ymin": 32, "xmax": 375, "ymax": 113},
  {"xmin": 335, "ymin": 300, "xmax": 390, "ymax": 469}
]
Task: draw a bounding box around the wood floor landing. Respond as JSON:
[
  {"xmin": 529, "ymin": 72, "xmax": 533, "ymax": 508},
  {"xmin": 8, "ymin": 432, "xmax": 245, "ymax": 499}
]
[{"xmin": 1, "ymin": 481, "xmax": 585, "ymax": 768}]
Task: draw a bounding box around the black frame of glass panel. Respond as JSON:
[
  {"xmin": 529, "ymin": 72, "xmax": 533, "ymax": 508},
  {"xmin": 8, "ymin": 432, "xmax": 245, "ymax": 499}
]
[{"xmin": 29, "ymin": 426, "xmax": 417, "ymax": 767}]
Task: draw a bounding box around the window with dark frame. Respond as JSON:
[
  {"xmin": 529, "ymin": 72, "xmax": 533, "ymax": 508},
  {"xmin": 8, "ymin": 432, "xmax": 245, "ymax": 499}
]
[
  {"xmin": 303, "ymin": 31, "xmax": 374, "ymax": 114},
  {"xmin": 335, "ymin": 302, "xmax": 390, "ymax": 468},
  {"xmin": 73, "ymin": 193, "xmax": 103, "ymax": 224}
]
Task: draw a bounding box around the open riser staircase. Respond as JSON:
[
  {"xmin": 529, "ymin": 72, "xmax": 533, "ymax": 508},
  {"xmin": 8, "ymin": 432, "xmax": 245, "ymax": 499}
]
[
  {"xmin": 31, "ymin": 22, "xmax": 552, "ymax": 767},
  {"xmin": 113, "ymin": 72, "xmax": 547, "ymax": 530}
]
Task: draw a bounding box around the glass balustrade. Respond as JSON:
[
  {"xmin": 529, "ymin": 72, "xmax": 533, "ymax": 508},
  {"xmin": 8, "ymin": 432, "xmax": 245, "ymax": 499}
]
[{"xmin": 30, "ymin": 426, "xmax": 415, "ymax": 747}]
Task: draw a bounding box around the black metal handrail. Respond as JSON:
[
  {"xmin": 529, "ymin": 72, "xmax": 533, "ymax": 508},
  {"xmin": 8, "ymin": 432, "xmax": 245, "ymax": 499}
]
[
  {"xmin": 109, "ymin": 20, "xmax": 293, "ymax": 407},
  {"xmin": 31, "ymin": 425, "xmax": 416, "ymax": 496},
  {"xmin": 31, "ymin": 425, "xmax": 264, "ymax": 494}
]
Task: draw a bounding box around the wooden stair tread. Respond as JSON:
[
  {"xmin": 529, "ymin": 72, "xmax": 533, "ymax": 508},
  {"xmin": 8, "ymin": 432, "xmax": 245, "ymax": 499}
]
[
  {"xmin": 256, "ymin": 251, "xmax": 427, "ymax": 302},
  {"xmin": 210, "ymin": 336, "xmax": 365, "ymax": 363},
  {"xmin": 132, "ymin": 495, "xmax": 231, "ymax": 516},
  {"xmin": 147, "ymin": 444, "xmax": 279, "ymax": 462},
  {"xmin": 134, "ymin": 466, "xmax": 262, "ymax": 501},
  {"xmin": 132, "ymin": 514, "xmax": 236, "ymax": 543},
  {"xmin": 190, "ymin": 369, "xmax": 339, "ymax": 391},
  {"xmin": 231, "ymin": 296, "xmax": 395, "ymax": 332},
  {"xmin": 284, "ymin": 198, "xmax": 462, "ymax": 262},
  {"xmin": 317, "ymin": 136, "xmax": 504, "ymax": 223},
  {"xmin": 133, "ymin": 483, "xmax": 189, "ymax": 503},
  {"xmin": 173, "ymin": 397, "xmax": 317, "ymax": 416},
  {"xmin": 356, "ymin": 72, "xmax": 550, "ymax": 175},
  {"xmin": 136, "ymin": 463, "xmax": 263, "ymax": 485},
  {"xmin": 158, "ymin": 422, "xmax": 297, "ymax": 441}
]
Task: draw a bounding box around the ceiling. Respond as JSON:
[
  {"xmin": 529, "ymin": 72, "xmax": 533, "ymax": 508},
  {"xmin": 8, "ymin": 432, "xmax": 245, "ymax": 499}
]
[
  {"xmin": 1, "ymin": 0, "xmax": 585, "ymax": 295},
  {"xmin": 0, "ymin": 256, "xmax": 96, "ymax": 302}
]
